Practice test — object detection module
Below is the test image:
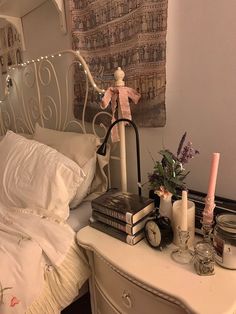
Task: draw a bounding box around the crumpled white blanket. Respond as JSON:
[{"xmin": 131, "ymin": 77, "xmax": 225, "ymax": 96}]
[{"xmin": 0, "ymin": 202, "xmax": 86, "ymax": 314}]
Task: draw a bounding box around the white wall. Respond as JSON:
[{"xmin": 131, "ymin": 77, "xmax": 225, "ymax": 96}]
[
  {"xmin": 22, "ymin": 0, "xmax": 71, "ymax": 60},
  {"xmin": 125, "ymin": 0, "xmax": 236, "ymax": 199},
  {"xmin": 22, "ymin": 0, "xmax": 236, "ymax": 200}
]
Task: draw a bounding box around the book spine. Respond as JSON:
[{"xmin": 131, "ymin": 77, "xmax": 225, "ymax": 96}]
[
  {"xmin": 92, "ymin": 211, "xmax": 129, "ymax": 234},
  {"xmin": 127, "ymin": 232, "xmax": 144, "ymax": 245},
  {"xmin": 92, "ymin": 203, "xmax": 127, "ymax": 222},
  {"xmin": 126, "ymin": 212, "xmax": 132, "ymax": 225},
  {"xmin": 90, "ymin": 219, "xmax": 138, "ymax": 245}
]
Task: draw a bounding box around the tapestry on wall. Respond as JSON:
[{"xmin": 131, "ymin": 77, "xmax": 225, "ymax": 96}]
[
  {"xmin": 0, "ymin": 23, "xmax": 23, "ymax": 75},
  {"xmin": 69, "ymin": 0, "xmax": 168, "ymax": 127}
]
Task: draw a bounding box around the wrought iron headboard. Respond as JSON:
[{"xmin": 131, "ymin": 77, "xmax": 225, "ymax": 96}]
[
  {"xmin": 0, "ymin": 49, "xmax": 123, "ymax": 186},
  {"xmin": 0, "ymin": 49, "xmax": 111, "ymax": 135},
  {"xmin": 0, "ymin": 49, "xmax": 132, "ymax": 191}
]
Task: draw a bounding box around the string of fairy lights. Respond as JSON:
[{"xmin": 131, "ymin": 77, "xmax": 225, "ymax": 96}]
[
  {"xmin": 0, "ymin": 51, "xmax": 104, "ymax": 104},
  {"xmin": 8, "ymin": 51, "xmax": 101, "ymax": 91},
  {"xmin": 8, "ymin": 53, "xmax": 79, "ymax": 70}
]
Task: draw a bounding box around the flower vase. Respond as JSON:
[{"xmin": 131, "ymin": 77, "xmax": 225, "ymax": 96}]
[{"xmin": 159, "ymin": 193, "xmax": 173, "ymax": 220}]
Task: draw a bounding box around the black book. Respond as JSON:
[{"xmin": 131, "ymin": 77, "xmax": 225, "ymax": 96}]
[
  {"xmin": 91, "ymin": 189, "xmax": 154, "ymax": 225},
  {"xmin": 92, "ymin": 210, "xmax": 151, "ymax": 235},
  {"xmin": 89, "ymin": 217, "xmax": 144, "ymax": 245}
]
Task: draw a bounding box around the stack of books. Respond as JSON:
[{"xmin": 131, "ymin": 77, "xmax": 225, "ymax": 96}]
[{"xmin": 90, "ymin": 189, "xmax": 155, "ymax": 245}]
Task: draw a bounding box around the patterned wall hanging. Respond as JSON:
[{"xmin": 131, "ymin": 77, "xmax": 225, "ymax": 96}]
[
  {"xmin": 0, "ymin": 22, "xmax": 23, "ymax": 75},
  {"xmin": 69, "ymin": 0, "xmax": 168, "ymax": 127}
]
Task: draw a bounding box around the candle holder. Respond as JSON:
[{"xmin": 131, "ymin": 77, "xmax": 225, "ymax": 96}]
[
  {"xmin": 193, "ymin": 217, "xmax": 215, "ymax": 276},
  {"xmin": 201, "ymin": 219, "xmax": 214, "ymax": 243},
  {"xmin": 171, "ymin": 226, "xmax": 194, "ymax": 264}
]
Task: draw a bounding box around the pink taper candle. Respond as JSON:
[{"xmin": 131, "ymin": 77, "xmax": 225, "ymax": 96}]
[
  {"xmin": 203, "ymin": 153, "xmax": 220, "ymax": 224},
  {"xmin": 207, "ymin": 153, "xmax": 220, "ymax": 199}
]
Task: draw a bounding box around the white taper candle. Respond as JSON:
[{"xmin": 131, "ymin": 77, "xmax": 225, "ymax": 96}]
[{"xmin": 180, "ymin": 190, "xmax": 188, "ymax": 231}]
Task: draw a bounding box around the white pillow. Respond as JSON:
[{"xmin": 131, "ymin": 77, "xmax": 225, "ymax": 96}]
[
  {"xmin": 0, "ymin": 131, "xmax": 85, "ymax": 220},
  {"xmin": 34, "ymin": 123, "xmax": 99, "ymax": 167},
  {"xmin": 70, "ymin": 153, "xmax": 97, "ymax": 208},
  {"xmin": 34, "ymin": 124, "xmax": 100, "ymax": 207}
]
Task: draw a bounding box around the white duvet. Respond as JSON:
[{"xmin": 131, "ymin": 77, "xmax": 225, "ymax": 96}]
[{"xmin": 0, "ymin": 202, "xmax": 90, "ymax": 314}]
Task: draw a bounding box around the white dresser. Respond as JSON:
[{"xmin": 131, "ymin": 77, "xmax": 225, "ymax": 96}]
[{"xmin": 77, "ymin": 226, "xmax": 236, "ymax": 314}]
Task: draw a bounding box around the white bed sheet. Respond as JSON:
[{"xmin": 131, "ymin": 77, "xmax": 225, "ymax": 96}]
[
  {"xmin": 0, "ymin": 202, "xmax": 90, "ymax": 314},
  {"xmin": 67, "ymin": 200, "xmax": 92, "ymax": 232}
]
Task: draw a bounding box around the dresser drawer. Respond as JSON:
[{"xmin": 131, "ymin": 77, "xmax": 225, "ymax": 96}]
[
  {"xmin": 95, "ymin": 281, "xmax": 120, "ymax": 314},
  {"xmin": 94, "ymin": 254, "xmax": 186, "ymax": 314}
]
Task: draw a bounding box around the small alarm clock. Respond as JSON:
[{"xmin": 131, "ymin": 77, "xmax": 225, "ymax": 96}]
[{"xmin": 144, "ymin": 215, "xmax": 173, "ymax": 250}]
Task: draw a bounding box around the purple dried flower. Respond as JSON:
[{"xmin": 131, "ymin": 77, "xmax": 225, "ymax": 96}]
[
  {"xmin": 147, "ymin": 133, "xmax": 199, "ymax": 195},
  {"xmin": 178, "ymin": 141, "xmax": 199, "ymax": 164}
]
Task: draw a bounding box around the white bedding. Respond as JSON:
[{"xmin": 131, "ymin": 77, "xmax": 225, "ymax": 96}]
[
  {"xmin": 0, "ymin": 130, "xmax": 107, "ymax": 313},
  {"xmin": 67, "ymin": 199, "xmax": 93, "ymax": 232},
  {"xmin": 0, "ymin": 203, "xmax": 90, "ymax": 314}
]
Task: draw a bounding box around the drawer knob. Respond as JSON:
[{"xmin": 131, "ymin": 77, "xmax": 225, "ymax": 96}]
[{"xmin": 121, "ymin": 290, "xmax": 132, "ymax": 308}]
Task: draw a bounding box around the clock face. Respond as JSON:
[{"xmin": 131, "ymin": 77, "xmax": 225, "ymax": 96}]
[{"xmin": 145, "ymin": 220, "xmax": 161, "ymax": 248}]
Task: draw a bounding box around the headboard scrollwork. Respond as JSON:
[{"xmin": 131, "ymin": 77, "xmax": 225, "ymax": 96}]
[{"xmin": 0, "ymin": 49, "xmax": 111, "ymax": 138}]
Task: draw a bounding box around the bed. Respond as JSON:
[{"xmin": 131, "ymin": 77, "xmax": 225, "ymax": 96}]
[{"xmin": 0, "ymin": 50, "xmax": 116, "ymax": 313}]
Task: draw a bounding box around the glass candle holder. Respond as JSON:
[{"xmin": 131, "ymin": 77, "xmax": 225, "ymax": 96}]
[
  {"xmin": 194, "ymin": 241, "xmax": 215, "ymax": 276},
  {"xmin": 171, "ymin": 226, "xmax": 194, "ymax": 264},
  {"xmin": 172, "ymin": 200, "xmax": 195, "ymax": 247},
  {"xmin": 201, "ymin": 219, "xmax": 214, "ymax": 243}
]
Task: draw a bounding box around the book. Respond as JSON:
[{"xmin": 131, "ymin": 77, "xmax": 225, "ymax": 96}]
[
  {"xmin": 89, "ymin": 217, "xmax": 144, "ymax": 245},
  {"xmin": 92, "ymin": 210, "xmax": 151, "ymax": 235},
  {"xmin": 91, "ymin": 189, "xmax": 154, "ymax": 225}
]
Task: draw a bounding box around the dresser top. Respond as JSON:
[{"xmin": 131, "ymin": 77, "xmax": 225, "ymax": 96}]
[{"xmin": 78, "ymin": 226, "xmax": 236, "ymax": 314}]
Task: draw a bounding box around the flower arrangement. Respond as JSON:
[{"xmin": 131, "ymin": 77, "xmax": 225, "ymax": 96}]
[{"xmin": 148, "ymin": 132, "xmax": 199, "ymax": 197}]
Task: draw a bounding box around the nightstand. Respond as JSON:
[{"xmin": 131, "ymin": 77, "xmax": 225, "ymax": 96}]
[{"xmin": 77, "ymin": 226, "xmax": 236, "ymax": 314}]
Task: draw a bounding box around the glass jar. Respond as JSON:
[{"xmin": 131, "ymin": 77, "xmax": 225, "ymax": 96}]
[
  {"xmin": 213, "ymin": 214, "xmax": 236, "ymax": 270},
  {"xmin": 194, "ymin": 242, "xmax": 215, "ymax": 275}
]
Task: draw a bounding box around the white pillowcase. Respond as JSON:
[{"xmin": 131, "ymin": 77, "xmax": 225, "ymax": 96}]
[
  {"xmin": 0, "ymin": 131, "xmax": 85, "ymax": 220},
  {"xmin": 34, "ymin": 123, "xmax": 99, "ymax": 167},
  {"xmin": 34, "ymin": 124, "xmax": 99, "ymax": 207}
]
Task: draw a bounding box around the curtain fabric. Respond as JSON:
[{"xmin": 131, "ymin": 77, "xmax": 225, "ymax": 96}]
[{"xmin": 69, "ymin": 0, "xmax": 168, "ymax": 127}]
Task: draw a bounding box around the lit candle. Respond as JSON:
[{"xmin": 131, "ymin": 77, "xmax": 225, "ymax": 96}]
[
  {"xmin": 203, "ymin": 153, "xmax": 220, "ymax": 224},
  {"xmin": 180, "ymin": 190, "xmax": 188, "ymax": 231}
]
